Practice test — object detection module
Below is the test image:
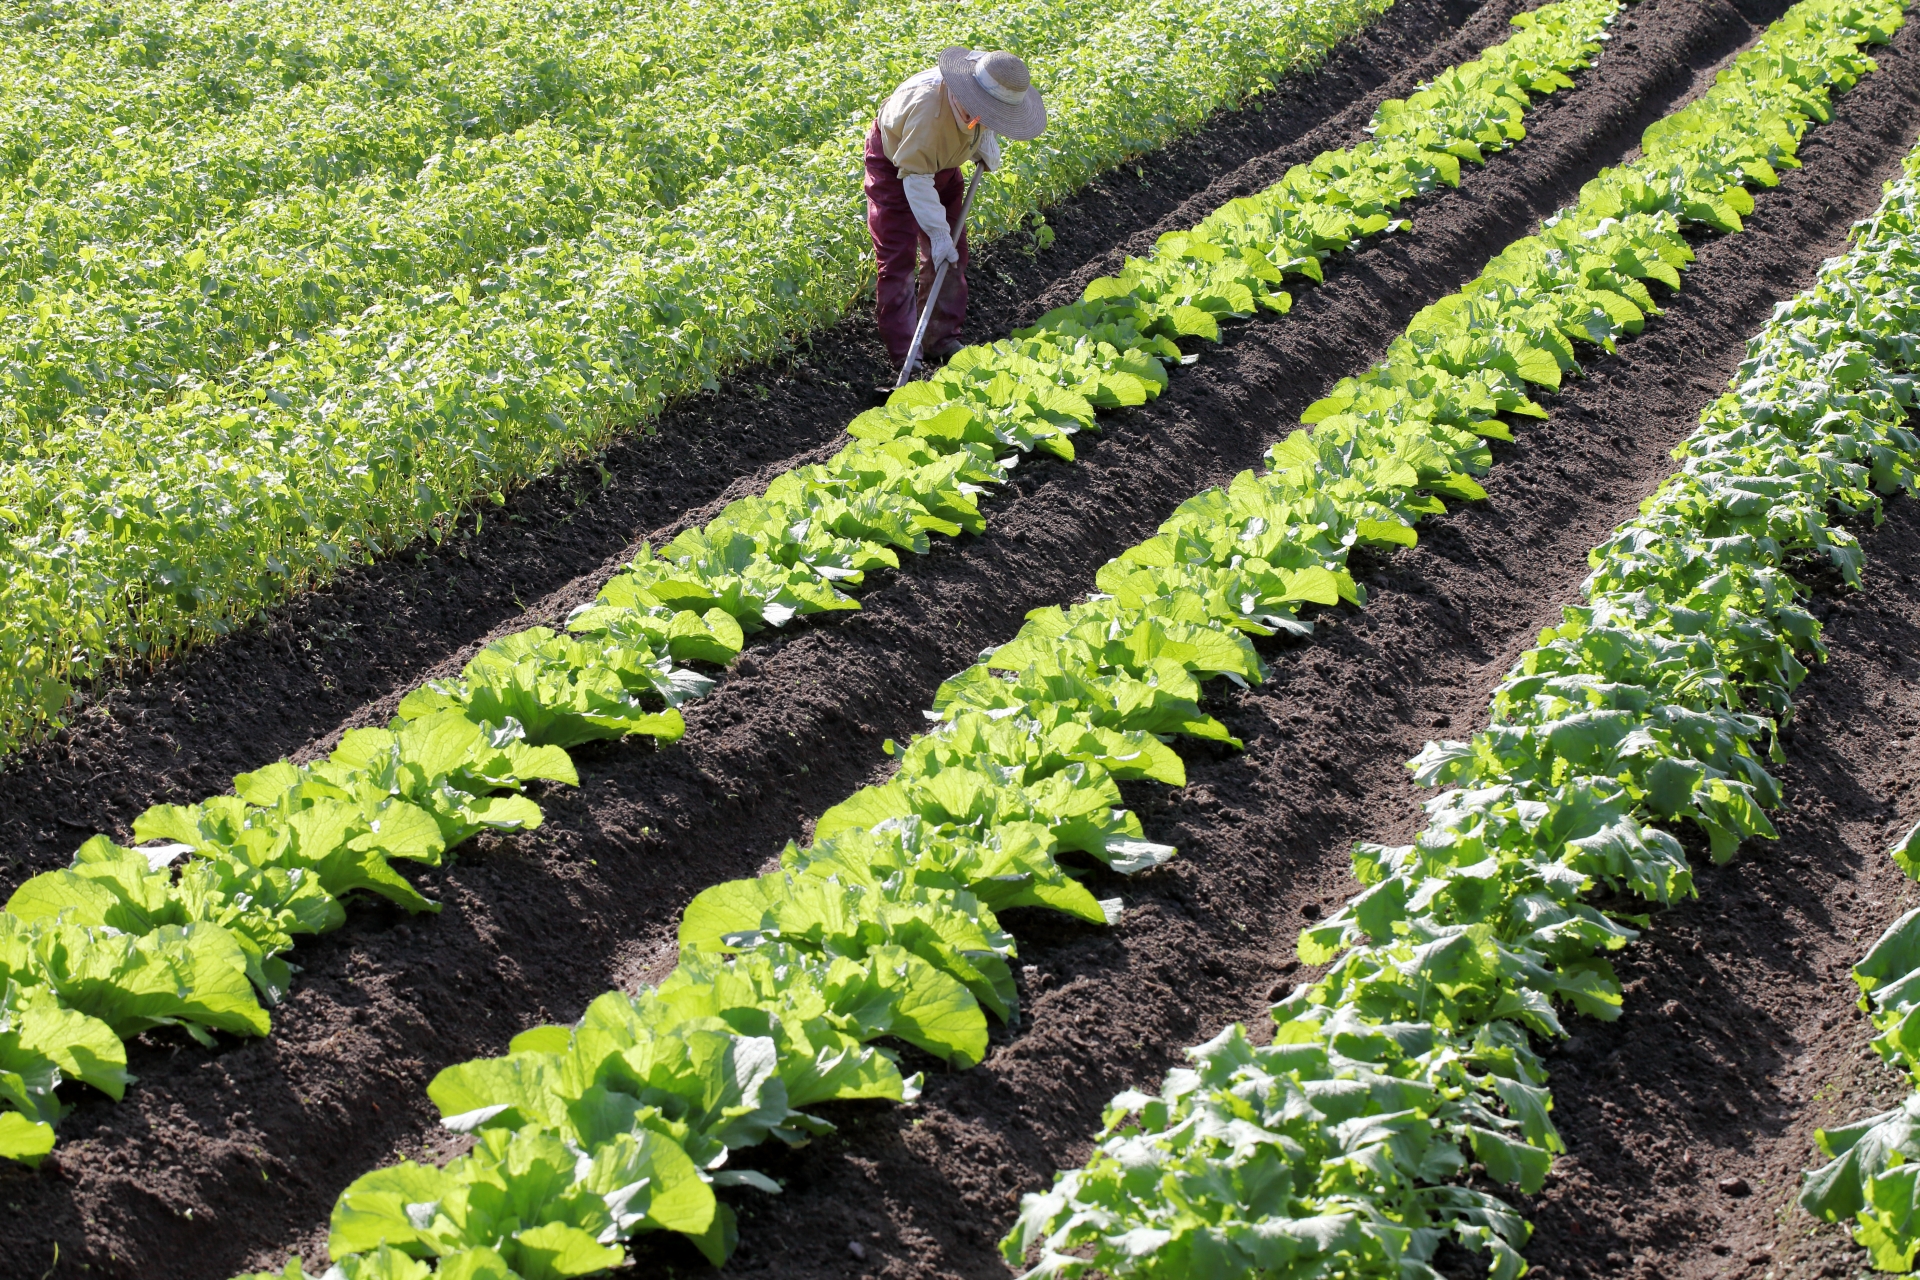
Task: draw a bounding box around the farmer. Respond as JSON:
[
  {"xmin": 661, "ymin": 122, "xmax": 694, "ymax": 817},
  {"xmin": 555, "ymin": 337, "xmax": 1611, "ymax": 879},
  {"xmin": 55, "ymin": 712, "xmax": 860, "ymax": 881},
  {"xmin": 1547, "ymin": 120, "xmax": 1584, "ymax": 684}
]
[{"xmin": 866, "ymin": 48, "xmax": 1047, "ymax": 372}]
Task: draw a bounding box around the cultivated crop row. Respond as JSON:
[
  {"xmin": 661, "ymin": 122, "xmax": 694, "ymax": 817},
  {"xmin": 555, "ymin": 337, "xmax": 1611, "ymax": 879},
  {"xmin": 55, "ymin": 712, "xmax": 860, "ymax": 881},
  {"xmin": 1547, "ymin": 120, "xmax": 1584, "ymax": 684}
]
[
  {"xmin": 1807, "ymin": 180, "xmax": 1920, "ymax": 1271},
  {"xmin": 0, "ymin": 0, "xmax": 1392, "ymax": 757},
  {"xmin": 189, "ymin": 2, "xmax": 1909, "ymax": 1274},
  {"xmin": 1012, "ymin": 41, "xmax": 1920, "ymax": 1280},
  {"xmin": 0, "ymin": 0, "xmax": 1624, "ymax": 1170}
]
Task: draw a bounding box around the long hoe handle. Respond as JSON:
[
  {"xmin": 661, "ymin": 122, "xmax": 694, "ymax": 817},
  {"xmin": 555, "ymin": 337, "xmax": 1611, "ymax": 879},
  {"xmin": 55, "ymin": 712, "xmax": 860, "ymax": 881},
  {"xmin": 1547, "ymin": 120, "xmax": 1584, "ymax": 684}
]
[{"xmin": 894, "ymin": 165, "xmax": 987, "ymax": 389}]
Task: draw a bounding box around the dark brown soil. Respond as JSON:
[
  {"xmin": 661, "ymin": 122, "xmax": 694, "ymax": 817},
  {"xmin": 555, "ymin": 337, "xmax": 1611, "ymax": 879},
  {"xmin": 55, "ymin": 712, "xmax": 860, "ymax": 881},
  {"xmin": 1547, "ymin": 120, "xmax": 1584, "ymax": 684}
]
[
  {"xmin": 0, "ymin": 0, "xmax": 1493, "ymax": 885},
  {"xmin": 2, "ymin": 1, "xmax": 1915, "ymax": 1278}
]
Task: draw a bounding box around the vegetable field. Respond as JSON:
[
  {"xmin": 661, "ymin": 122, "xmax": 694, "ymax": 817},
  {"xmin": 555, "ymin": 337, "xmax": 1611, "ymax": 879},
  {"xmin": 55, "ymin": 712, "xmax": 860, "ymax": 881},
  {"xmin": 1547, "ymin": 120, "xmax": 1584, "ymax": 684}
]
[
  {"xmin": 0, "ymin": 0, "xmax": 1387, "ymax": 760},
  {"xmin": 7, "ymin": 0, "xmax": 1920, "ymax": 1275}
]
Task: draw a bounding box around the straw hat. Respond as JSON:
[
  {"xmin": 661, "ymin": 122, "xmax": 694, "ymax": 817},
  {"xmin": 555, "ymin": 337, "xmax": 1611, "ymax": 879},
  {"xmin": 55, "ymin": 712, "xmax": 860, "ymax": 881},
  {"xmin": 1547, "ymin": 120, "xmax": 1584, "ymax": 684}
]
[{"xmin": 937, "ymin": 47, "xmax": 1047, "ymax": 140}]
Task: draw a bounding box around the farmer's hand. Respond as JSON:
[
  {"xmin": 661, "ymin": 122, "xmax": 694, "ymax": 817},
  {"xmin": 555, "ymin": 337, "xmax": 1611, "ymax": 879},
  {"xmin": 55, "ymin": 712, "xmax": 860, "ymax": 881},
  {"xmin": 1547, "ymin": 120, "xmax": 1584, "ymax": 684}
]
[{"xmin": 929, "ymin": 231, "xmax": 960, "ymax": 267}]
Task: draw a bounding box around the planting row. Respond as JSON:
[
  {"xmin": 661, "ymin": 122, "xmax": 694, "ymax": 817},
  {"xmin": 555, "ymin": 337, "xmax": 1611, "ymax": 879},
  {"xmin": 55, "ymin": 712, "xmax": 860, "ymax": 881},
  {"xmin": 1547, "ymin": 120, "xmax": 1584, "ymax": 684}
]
[
  {"xmin": 1012, "ymin": 37, "xmax": 1920, "ymax": 1280},
  {"xmin": 213, "ymin": 2, "xmax": 1906, "ymax": 1275},
  {"xmin": 0, "ymin": 0, "xmax": 1625, "ymax": 1167},
  {"xmin": 1805, "ymin": 163, "xmax": 1920, "ymax": 1265},
  {"xmin": 0, "ymin": 0, "xmax": 1393, "ymax": 756}
]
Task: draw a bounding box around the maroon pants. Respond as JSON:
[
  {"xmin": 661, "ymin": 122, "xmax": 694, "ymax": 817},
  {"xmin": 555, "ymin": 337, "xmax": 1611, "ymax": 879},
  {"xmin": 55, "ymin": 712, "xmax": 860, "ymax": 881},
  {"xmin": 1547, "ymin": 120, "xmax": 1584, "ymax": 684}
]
[{"xmin": 864, "ymin": 124, "xmax": 968, "ymax": 368}]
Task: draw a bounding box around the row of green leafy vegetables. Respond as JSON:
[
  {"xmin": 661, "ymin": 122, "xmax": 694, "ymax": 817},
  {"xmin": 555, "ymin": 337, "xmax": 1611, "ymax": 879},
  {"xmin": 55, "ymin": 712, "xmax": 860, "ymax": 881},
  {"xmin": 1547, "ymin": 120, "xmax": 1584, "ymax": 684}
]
[
  {"xmin": 0, "ymin": 0, "xmax": 1394, "ymax": 758},
  {"xmin": 0, "ymin": 0, "xmax": 1623, "ymax": 1177},
  {"xmin": 207, "ymin": 2, "xmax": 1920, "ymax": 1275},
  {"xmin": 1009, "ymin": 24, "xmax": 1920, "ymax": 1280},
  {"xmin": 1805, "ymin": 167, "xmax": 1920, "ymax": 1280}
]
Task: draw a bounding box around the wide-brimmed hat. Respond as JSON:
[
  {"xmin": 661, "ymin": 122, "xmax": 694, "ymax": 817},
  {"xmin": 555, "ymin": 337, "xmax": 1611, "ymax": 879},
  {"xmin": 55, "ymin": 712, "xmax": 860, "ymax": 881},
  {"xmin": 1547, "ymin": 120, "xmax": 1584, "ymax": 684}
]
[{"xmin": 938, "ymin": 47, "xmax": 1047, "ymax": 140}]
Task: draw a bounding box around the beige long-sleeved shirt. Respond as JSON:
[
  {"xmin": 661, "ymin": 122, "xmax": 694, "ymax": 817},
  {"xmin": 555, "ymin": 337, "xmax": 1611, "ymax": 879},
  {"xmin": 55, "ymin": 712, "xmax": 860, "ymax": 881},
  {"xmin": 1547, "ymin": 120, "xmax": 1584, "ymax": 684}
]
[{"xmin": 877, "ymin": 68, "xmax": 1002, "ymax": 176}]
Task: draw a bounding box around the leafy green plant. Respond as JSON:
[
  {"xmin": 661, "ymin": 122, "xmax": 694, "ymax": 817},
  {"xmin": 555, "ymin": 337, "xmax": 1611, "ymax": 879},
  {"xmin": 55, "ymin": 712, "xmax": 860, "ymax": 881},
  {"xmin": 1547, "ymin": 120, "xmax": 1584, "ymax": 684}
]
[{"xmin": 0, "ymin": 706, "xmax": 577, "ymax": 1164}]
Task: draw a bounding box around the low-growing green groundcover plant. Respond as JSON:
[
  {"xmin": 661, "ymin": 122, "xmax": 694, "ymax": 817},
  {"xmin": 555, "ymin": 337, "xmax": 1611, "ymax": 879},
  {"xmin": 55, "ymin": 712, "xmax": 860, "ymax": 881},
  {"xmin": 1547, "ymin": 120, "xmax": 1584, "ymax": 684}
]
[
  {"xmin": 0, "ymin": 0, "xmax": 1623, "ymax": 1171},
  {"xmin": 0, "ymin": 0, "xmax": 1392, "ymax": 760},
  {"xmin": 0, "ymin": 0, "xmax": 881, "ymax": 226},
  {"xmin": 1011, "ymin": 64, "xmax": 1920, "ymax": 1280},
  {"xmin": 208, "ymin": 3, "xmax": 1907, "ymax": 1274},
  {"xmin": 0, "ymin": 0, "xmax": 827, "ymax": 182},
  {"xmin": 0, "ymin": 0, "xmax": 1154, "ymax": 435}
]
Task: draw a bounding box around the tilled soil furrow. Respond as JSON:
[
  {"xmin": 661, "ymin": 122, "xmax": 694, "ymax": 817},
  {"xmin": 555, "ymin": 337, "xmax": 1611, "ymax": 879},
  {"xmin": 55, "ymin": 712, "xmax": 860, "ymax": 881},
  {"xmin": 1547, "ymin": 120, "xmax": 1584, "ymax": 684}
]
[
  {"xmin": 0, "ymin": 1, "xmax": 1901, "ymax": 1277},
  {"xmin": 0, "ymin": 0, "xmax": 1496, "ymax": 883},
  {"xmin": 1513, "ymin": 490, "xmax": 1920, "ymax": 1277}
]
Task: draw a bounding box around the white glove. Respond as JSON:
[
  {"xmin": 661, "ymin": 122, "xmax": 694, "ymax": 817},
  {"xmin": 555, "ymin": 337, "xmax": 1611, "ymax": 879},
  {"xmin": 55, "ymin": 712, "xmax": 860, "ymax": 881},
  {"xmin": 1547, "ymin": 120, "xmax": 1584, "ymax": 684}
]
[
  {"xmin": 977, "ymin": 130, "xmax": 1001, "ymax": 172},
  {"xmin": 902, "ymin": 173, "xmax": 959, "ymax": 267}
]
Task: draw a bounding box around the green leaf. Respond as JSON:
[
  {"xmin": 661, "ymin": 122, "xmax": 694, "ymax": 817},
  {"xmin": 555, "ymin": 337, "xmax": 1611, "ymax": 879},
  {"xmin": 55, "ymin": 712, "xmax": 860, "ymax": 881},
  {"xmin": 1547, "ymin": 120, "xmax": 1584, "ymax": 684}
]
[
  {"xmin": 0, "ymin": 1110, "xmax": 55, "ymax": 1165},
  {"xmin": 1858, "ymin": 909, "xmax": 1920, "ymax": 1001},
  {"xmin": 434, "ymin": 1250, "xmax": 518, "ymax": 1280},
  {"xmin": 1355, "ymin": 518, "xmax": 1418, "ymax": 547},
  {"xmin": 1805, "ymin": 1100, "xmax": 1920, "ymax": 1224},
  {"xmin": 329, "ymin": 1162, "xmax": 452, "ymax": 1257},
  {"xmin": 588, "ymin": 1129, "xmax": 716, "ymax": 1236},
  {"xmin": 1469, "ymin": 1124, "xmax": 1553, "ymax": 1193},
  {"xmin": 2, "ymin": 980, "xmax": 130, "ymax": 1103},
  {"xmin": 508, "ymin": 1025, "xmax": 573, "ymax": 1056},
  {"xmin": 688, "ymin": 1200, "xmax": 739, "ymax": 1267},
  {"xmin": 333, "ymin": 1245, "xmax": 433, "ymax": 1280},
  {"xmin": 1168, "ymin": 305, "xmax": 1220, "ymax": 340},
  {"xmin": 678, "ymin": 877, "xmax": 778, "ymax": 953},
  {"xmin": 508, "ymin": 1222, "xmax": 624, "ymax": 1280},
  {"xmin": 1892, "ymin": 819, "xmax": 1920, "ymax": 880},
  {"xmin": 428, "ymin": 1052, "xmax": 569, "ymax": 1134},
  {"xmin": 1512, "ymin": 343, "xmax": 1563, "ymax": 387}
]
